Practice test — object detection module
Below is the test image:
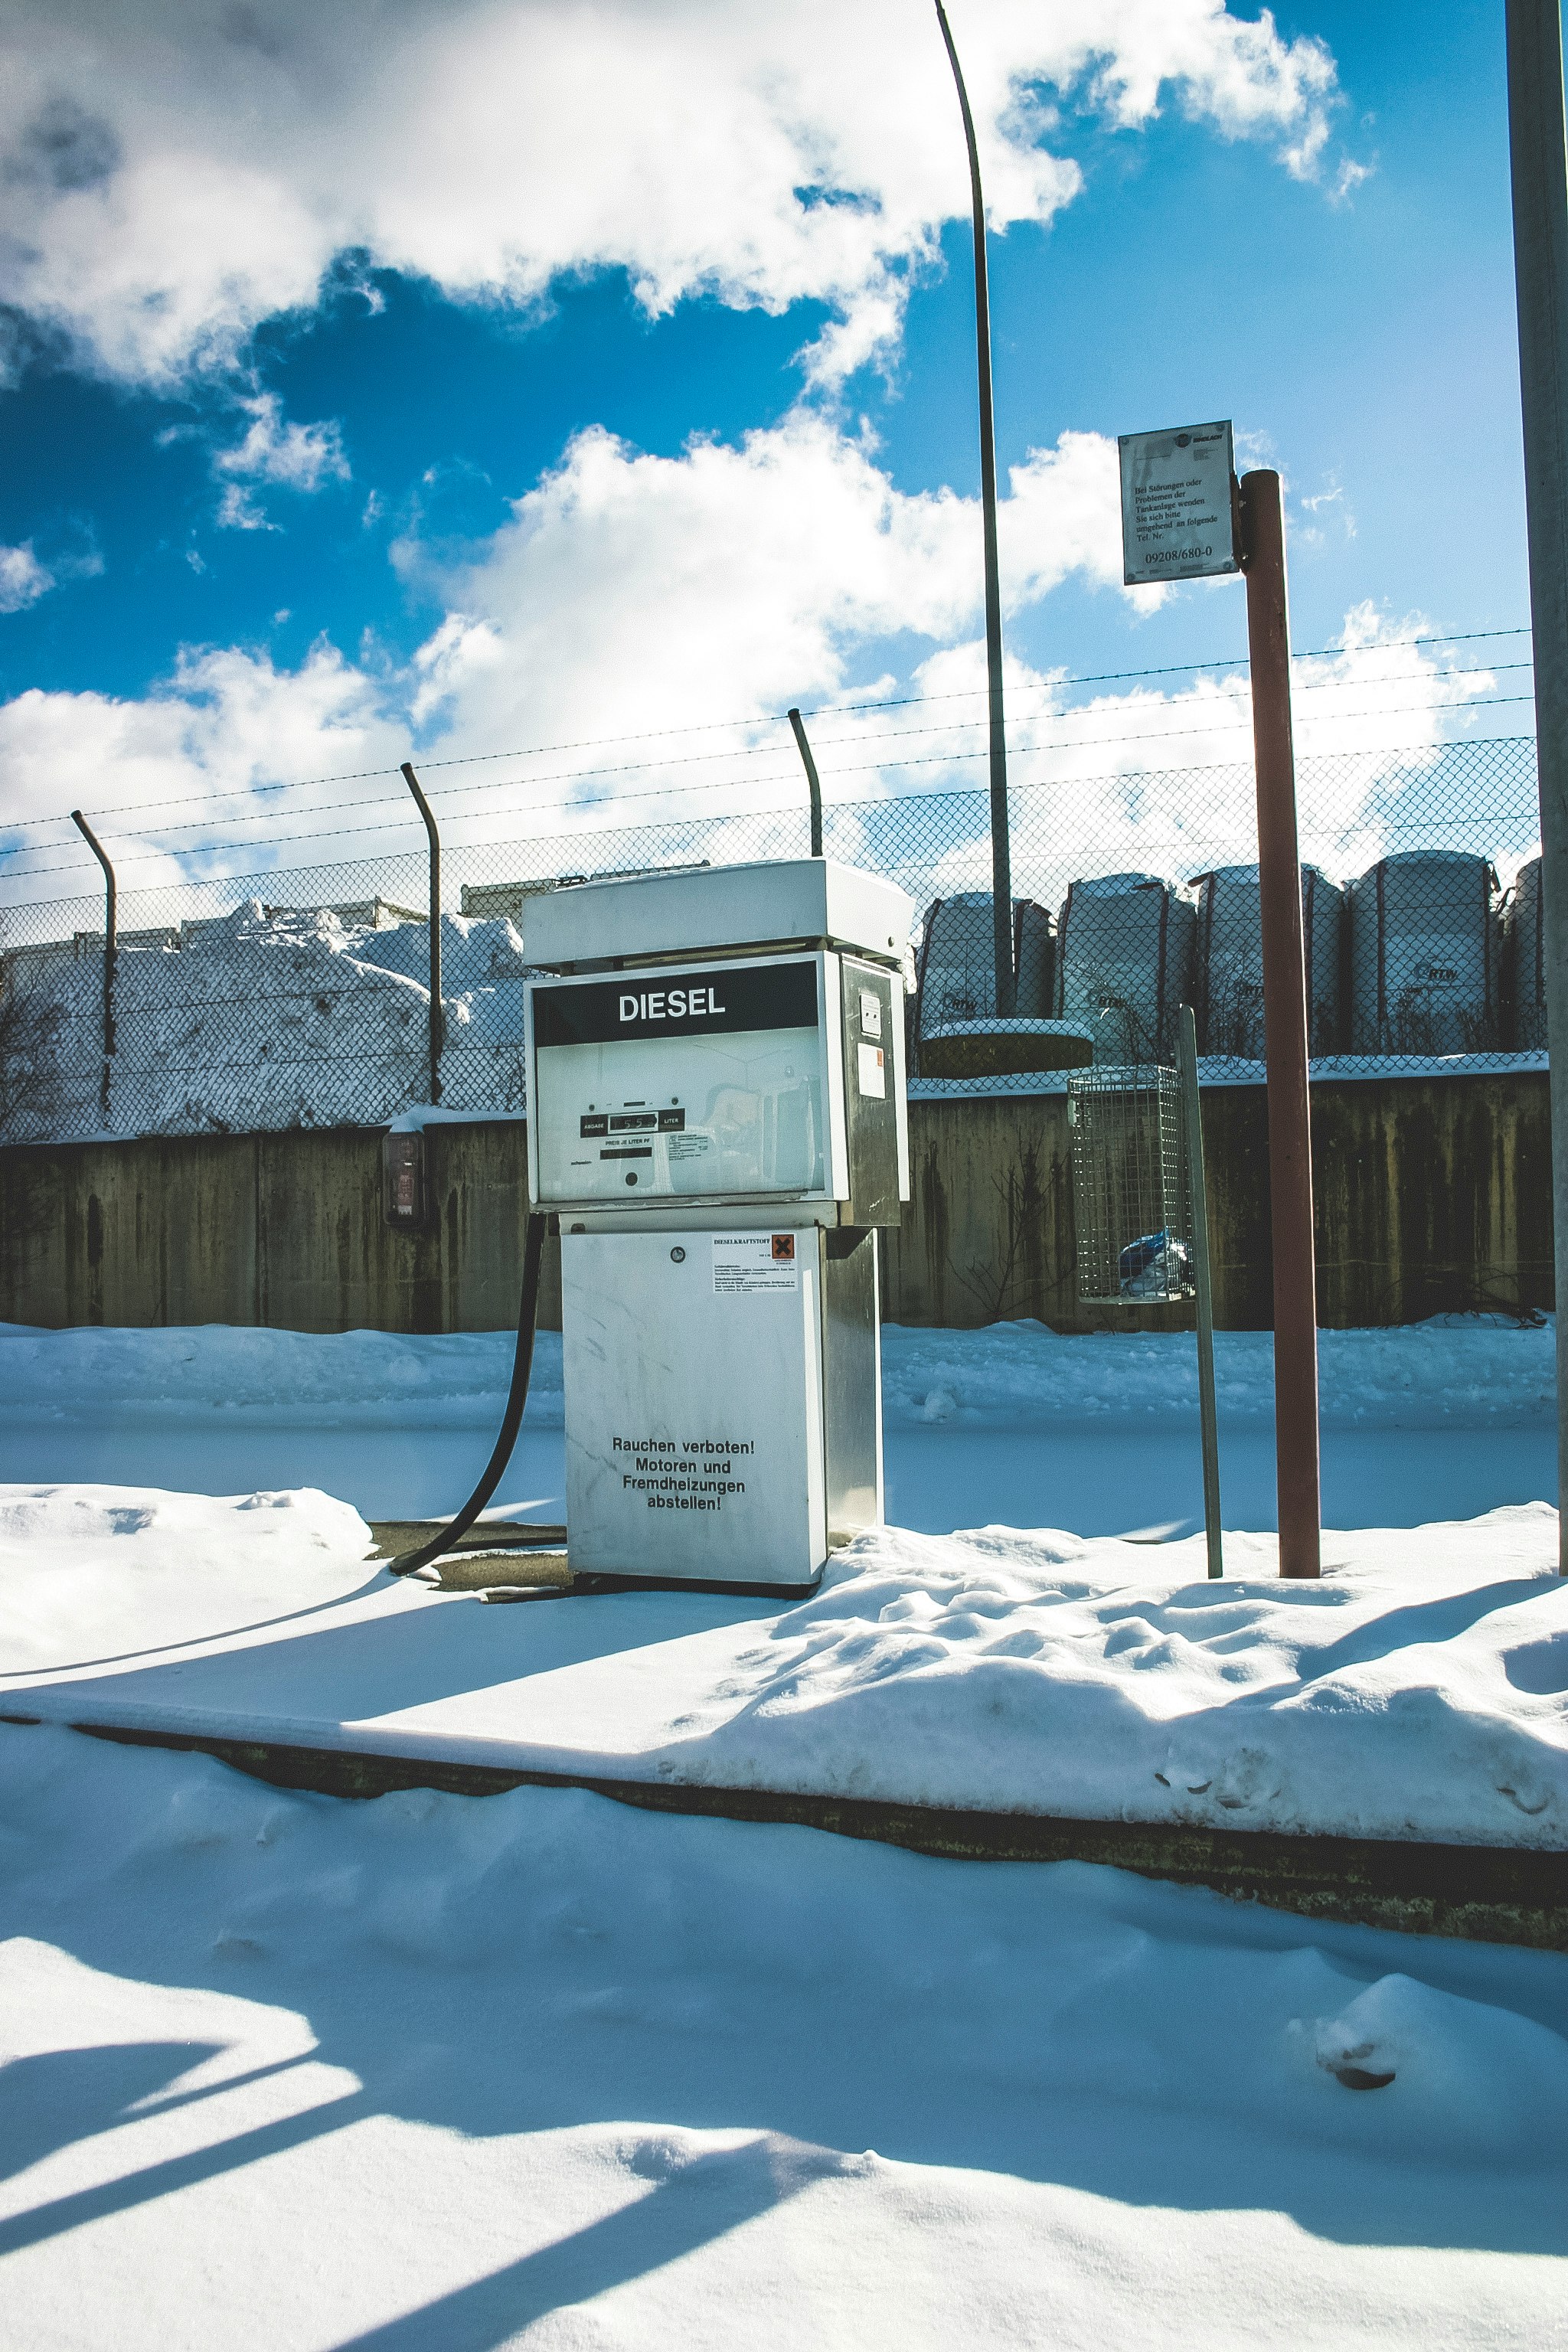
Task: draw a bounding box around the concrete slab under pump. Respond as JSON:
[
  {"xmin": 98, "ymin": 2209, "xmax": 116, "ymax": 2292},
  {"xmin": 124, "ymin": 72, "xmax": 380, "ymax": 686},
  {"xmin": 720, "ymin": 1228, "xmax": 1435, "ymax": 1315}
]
[{"xmin": 366, "ymin": 1521, "xmax": 573, "ymax": 1589}]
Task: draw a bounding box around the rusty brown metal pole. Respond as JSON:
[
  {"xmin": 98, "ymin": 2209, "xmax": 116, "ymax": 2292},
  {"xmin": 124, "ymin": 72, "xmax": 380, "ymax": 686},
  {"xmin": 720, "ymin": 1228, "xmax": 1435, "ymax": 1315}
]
[
  {"xmin": 1507, "ymin": 0, "xmax": 1568, "ymax": 1573},
  {"xmin": 1239, "ymin": 469, "xmax": 1321, "ymax": 1579}
]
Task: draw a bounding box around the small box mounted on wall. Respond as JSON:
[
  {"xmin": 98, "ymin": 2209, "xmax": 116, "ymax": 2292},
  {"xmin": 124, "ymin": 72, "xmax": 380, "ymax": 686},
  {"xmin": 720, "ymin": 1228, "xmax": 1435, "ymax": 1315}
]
[{"xmin": 382, "ymin": 1129, "xmax": 430, "ymax": 1230}]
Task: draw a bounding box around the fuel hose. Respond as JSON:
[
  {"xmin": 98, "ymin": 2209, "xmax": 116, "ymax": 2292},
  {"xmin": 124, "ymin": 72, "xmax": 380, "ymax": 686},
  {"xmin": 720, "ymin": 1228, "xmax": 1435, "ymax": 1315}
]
[{"xmin": 389, "ymin": 1210, "xmax": 550, "ymax": 1577}]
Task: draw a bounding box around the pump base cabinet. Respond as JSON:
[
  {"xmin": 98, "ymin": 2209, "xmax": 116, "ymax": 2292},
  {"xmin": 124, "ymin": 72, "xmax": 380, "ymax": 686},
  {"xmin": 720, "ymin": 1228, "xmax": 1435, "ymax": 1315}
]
[{"xmin": 562, "ymin": 1225, "xmax": 881, "ymax": 1589}]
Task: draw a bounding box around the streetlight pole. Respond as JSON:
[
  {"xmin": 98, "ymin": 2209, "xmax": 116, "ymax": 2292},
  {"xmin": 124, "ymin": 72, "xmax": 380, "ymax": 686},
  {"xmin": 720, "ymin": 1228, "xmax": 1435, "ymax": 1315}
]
[
  {"xmin": 935, "ymin": 0, "xmax": 1015, "ymax": 1016},
  {"xmin": 1507, "ymin": 0, "xmax": 1568, "ymax": 1575}
]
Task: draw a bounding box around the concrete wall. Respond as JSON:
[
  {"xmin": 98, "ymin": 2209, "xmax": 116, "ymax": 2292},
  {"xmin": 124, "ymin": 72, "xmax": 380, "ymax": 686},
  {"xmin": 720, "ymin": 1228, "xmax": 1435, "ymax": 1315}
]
[
  {"xmin": 0, "ymin": 1123, "xmax": 559, "ymax": 1337},
  {"xmin": 884, "ymin": 1073, "xmax": 1553, "ymax": 1331},
  {"xmin": 0, "ymin": 1074, "xmax": 1552, "ymax": 1334}
]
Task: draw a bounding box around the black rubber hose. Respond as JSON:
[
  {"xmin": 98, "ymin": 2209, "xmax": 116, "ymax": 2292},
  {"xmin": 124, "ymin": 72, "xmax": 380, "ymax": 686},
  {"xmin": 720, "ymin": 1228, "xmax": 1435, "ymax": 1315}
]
[{"xmin": 390, "ymin": 1210, "xmax": 550, "ymax": 1577}]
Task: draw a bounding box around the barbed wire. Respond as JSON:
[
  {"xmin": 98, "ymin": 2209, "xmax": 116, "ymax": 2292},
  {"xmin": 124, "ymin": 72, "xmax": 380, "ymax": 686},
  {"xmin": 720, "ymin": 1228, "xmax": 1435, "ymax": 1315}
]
[
  {"xmin": 1, "ymin": 727, "xmax": 1540, "ymax": 893},
  {"xmin": 0, "ymin": 626, "xmax": 1532, "ymax": 840},
  {"xmin": 2, "ymin": 704, "xmax": 1537, "ymax": 884},
  {"xmin": 0, "ymin": 671, "xmax": 1523, "ymax": 857}
]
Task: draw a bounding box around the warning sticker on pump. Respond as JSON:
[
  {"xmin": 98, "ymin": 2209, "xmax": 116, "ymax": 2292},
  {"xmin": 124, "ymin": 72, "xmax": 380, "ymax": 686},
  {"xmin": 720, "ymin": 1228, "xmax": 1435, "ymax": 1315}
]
[
  {"xmin": 857, "ymin": 1040, "xmax": 887, "ymax": 1097},
  {"xmin": 713, "ymin": 1233, "xmax": 800, "ymax": 1295}
]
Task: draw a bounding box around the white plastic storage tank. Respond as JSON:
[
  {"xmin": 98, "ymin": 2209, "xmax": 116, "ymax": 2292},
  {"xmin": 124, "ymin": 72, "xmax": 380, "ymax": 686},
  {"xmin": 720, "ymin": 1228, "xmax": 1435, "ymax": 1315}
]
[
  {"xmin": 1348, "ymin": 849, "xmax": 1500, "ymax": 1056},
  {"xmin": 1191, "ymin": 861, "xmax": 1344, "ymax": 1058},
  {"xmin": 915, "ymin": 893, "xmax": 1053, "ymax": 1034},
  {"xmin": 1504, "ymin": 856, "xmax": 1547, "ymax": 1048},
  {"xmin": 1053, "ymin": 873, "xmax": 1196, "ymax": 1064}
]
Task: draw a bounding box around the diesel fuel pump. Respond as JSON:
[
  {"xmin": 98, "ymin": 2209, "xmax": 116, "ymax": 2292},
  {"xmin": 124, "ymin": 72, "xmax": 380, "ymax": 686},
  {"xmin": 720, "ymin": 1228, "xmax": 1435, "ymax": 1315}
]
[{"xmin": 524, "ymin": 856, "xmax": 912, "ymax": 1592}]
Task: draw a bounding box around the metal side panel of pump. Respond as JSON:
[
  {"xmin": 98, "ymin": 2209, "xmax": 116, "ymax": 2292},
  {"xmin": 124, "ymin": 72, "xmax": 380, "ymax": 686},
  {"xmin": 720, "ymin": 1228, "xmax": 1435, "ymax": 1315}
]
[
  {"xmin": 821, "ymin": 1226, "xmax": 883, "ymax": 1542},
  {"xmin": 836, "ymin": 955, "xmax": 901, "ymax": 1226}
]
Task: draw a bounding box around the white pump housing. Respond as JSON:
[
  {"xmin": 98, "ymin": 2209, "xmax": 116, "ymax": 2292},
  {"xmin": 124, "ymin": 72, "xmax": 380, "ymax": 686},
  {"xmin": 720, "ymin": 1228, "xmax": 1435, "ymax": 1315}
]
[{"xmin": 519, "ymin": 857, "xmax": 913, "ymax": 1591}]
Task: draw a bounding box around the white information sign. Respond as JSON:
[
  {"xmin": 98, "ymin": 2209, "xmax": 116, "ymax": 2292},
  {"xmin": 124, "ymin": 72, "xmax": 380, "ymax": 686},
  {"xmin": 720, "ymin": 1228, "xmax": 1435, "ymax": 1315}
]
[
  {"xmin": 1118, "ymin": 420, "xmax": 1238, "ymax": 585},
  {"xmin": 712, "ymin": 1233, "xmax": 801, "ymax": 1295}
]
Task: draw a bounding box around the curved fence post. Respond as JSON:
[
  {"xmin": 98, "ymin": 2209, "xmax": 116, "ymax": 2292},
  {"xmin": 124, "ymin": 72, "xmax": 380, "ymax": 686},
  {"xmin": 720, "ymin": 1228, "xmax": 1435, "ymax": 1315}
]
[
  {"xmin": 787, "ymin": 709, "xmax": 825, "ymax": 858},
  {"xmin": 70, "ymin": 810, "xmax": 116, "ymax": 1129},
  {"xmin": 400, "ymin": 763, "xmax": 443, "ymax": 1106}
]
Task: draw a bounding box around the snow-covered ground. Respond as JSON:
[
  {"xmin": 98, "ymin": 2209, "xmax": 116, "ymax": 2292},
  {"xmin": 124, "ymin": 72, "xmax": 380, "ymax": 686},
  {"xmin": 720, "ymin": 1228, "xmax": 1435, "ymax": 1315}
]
[
  {"xmin": 3, "ymin": 1315, "xmax": 1565, "ymax": 2341},
  {"xmin": 2, "ymin": 1484, "xmax": 1566, "ymax": 1847},
  {"xmin": 0, "ymin": 1315, "xmax": 1556, "ymax": 1535},
  {"xmin": 2, "ymin": 1313, "xmax": 1553, "ymax": 1429},
  {"xmin": 1, "ymin": 1315, "xmax": 1561, "ymax": 1845},
  {"xmin": 3, "ymin": 1718, "xmax": 1566, "ymax": 2348}
]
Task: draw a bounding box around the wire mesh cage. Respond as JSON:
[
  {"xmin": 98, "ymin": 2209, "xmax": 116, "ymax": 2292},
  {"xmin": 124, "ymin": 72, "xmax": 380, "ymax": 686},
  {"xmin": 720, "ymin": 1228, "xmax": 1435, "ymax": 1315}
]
[{"xmin": 1067, "ymin": 1063, "xmax": 1193, "ymax": 1305}]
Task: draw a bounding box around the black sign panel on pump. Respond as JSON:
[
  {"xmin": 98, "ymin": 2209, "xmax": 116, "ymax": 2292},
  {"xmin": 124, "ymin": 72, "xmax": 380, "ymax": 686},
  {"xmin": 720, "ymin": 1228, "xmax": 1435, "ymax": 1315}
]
[{"xmin": 534, "ymin": 960, "xmax": 820, "ymax": 1048}]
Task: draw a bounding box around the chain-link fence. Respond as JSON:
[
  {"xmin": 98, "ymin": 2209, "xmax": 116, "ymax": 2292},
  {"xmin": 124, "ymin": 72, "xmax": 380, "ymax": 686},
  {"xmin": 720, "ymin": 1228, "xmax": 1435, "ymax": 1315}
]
[{"xmin": 0, "ymin": 733, "xmax": 1547, "ymax": 1146}]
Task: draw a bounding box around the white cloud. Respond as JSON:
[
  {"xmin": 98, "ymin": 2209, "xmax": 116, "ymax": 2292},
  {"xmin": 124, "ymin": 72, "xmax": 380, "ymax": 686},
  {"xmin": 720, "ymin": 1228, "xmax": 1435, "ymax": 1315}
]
[
  {"xmin": 0, "ymin": 1, "xmax": 1355, "ymax": 387},
  {"xmin": 1001, "ymin": 430, "xmax": 1166, "ymax": 610},
  {"xmin": 212, "ymin": 392, "xmax": 350, "ymax": 528},
  {"xmin": 214, "ymin": 395, "xmax": 349, "ymax": 495},
  {"xmin": 400, "ymin": 415, "xmax": 985, "ymax": 753},
  {"xmin": 0, "ymin": 644, "xmax": 400, "ymax": 890},
  {"xmin": 215, "ymin": 484, "xmax": 273, "ymax": 533},
  {"xmin": 0, "ymin": 413, "xmax": 1140, "ymax": 890},
  {"xmin": 0, "ymin": 417, "xmax": 1497, "ymax": 916},
  {"xmin": 0, "ymin": 542, "xmax": 55, "ymax": 613}
]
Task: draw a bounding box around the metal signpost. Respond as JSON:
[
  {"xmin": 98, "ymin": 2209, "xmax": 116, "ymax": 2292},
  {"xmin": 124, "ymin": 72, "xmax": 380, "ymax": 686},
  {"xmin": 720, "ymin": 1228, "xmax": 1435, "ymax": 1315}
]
[
  {"xmin": 1118, "ymin": 423, "xmax": 1321, "ymax": 1579},
  {"xmin": 1178, "ymin": 1005, "xmax": 1223, "ymax": 1579},
  {"xmin": 1238, "ymin": 469, "xmax": 1321, "ymax": 1579},
  {"xmin": 1066, "ymin": 1024, "xmax": 1223, "ymax": 1577}
]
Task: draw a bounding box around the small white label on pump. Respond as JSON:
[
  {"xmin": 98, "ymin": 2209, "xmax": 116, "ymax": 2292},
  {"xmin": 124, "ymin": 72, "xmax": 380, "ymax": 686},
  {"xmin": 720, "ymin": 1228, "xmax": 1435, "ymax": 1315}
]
[
  {"xmin": 857, "ymin": 1041, "xmax": 887, "ymax": 1098},
  {"xmin": 859, "ymin": 989, "xmax": 883, "ymax": 1038},
  {"xmin": 712, "ymin": 1233, "xmax": 800, "ymax": 1295}
]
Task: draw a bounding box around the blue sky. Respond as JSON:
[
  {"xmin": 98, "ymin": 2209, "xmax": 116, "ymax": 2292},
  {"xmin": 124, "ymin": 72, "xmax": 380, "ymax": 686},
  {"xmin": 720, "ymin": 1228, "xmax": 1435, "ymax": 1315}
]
[{"xmin": 0, "ymin": 0, "xmax": 1535, "ymax": 884}]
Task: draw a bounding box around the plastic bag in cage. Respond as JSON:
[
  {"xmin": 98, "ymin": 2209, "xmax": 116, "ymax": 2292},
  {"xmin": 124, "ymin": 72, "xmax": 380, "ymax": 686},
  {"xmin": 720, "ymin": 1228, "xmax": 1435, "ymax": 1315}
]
[{"xmin": 1119, "ymin": 1228, "xmax": 1190, "ymax": 1300}]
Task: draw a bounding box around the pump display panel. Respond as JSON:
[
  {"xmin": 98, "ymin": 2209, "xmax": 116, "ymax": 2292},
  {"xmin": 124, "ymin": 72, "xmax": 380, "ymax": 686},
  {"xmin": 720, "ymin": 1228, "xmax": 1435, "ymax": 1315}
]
[{"xmin": 527, "ymin": 953, "xmax": 835, "ymax": 1206}]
